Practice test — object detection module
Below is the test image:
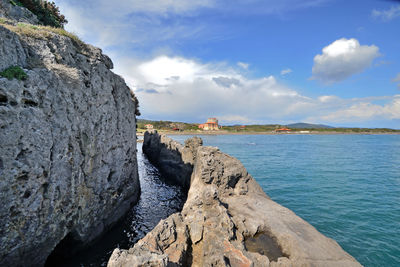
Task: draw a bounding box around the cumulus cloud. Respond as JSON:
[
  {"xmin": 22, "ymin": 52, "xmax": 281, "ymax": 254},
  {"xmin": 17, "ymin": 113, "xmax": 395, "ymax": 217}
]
[
  {"xmin": 311, "ymin": 38, "xmax": 380, "ymax": 84},
  {"xmin": 113, "ymin": 55, "xmax": 399, "ymax": 126},
  {"xmin": 281, "ymin": 68, "xmax": 292, "ymax": 76},
  {"xmin": 115, "ymin": 56, "xmax": 311, "ymax": 122},
  {"xmin": 372, "ymin": 5, "xmax": 400, "ymax": 21}
]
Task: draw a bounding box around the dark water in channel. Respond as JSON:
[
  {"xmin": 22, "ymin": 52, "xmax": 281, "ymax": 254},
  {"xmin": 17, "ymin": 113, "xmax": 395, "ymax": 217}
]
[{"xmin": 51, "ymin": 145, "xmax": 185, "ymax": 267}]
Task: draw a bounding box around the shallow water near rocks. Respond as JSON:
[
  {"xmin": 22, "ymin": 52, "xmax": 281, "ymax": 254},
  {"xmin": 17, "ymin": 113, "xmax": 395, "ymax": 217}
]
[
  {"xmin": 48, "ymin": 145, "xmax": 185, "ymax": 267},
  {"xmin": 244, "ymin": 232, "xmax": 285, "ymax": 262},
  {"xmin": 171, "ymin": 134, "xmax": 400, "ymax": 267}
]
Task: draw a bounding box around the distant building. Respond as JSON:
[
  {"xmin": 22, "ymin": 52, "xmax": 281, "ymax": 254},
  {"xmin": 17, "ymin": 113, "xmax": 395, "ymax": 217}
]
[
  {"xmin": 199, "ymin": 118, "xmax": 220, "ymax": 131},
  {"xmin": 145, "ymin": 124, "xmax": 154, "ymax": 130},
  {"xmin": 275, "ymin": 127, "xmax": 292, "ymax": 133}
]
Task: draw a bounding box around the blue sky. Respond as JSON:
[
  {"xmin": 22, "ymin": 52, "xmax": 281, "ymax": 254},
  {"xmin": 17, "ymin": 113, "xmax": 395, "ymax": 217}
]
[{"xmin": 55, "ymin": 0, "xmax": 400, "ymax": 128}]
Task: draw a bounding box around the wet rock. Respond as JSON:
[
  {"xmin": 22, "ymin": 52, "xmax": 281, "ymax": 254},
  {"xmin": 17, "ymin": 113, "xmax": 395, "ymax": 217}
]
[
  {"xmin": 0, "ymin": 11, "xmax": 139, "ymax": 267},
  {"xmin": 109, "ymin": 132, "xmax": 362, "ymax": 266}
]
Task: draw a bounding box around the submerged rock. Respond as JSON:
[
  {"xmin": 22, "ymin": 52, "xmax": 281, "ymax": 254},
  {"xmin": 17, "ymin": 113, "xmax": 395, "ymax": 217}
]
[
  {"xmin": 0, "ymin": 4, "xmax": 139, "ymax": 266},
  {"xmin": 108, "ymin": 132, "xmax": 362, "ymax": 267}
]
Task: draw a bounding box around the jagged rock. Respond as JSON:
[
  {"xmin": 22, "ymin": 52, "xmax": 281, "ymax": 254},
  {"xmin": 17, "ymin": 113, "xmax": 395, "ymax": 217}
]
[
  {"xmin": 0, "ymin": 10, "xmax": 139, "ymax": 267},
  {"xmin": 108, "ymin": 132, "xmax": 362, "ymax": 267}
]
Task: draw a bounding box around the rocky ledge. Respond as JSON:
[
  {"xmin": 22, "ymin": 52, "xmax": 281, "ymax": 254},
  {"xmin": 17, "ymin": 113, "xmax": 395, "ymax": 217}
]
[
  {"xmin": 0, "ymin": 1, "xmax": 140, "ymax": 265},
  {"xmin": 108, "ymin": 131, "xmax": 361, "ymax": 267}
]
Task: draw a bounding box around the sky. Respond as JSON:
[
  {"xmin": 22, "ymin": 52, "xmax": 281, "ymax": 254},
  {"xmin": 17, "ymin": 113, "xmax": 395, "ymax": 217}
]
[{"xmin": 54, "ymin": 0, "xmax": 400, "ymax": 128}]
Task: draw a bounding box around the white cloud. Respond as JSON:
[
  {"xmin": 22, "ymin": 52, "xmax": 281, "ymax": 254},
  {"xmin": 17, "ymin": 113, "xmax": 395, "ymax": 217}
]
[
  {"xmin": 311, "ymin": 38, "xmax": 380, "ymax": 84},
  {"xmin": 55, "ymin": 0, "xmax": 332, "ymax": 52},
  {"xmin": 237, "ymin": 62, "xmax": 250, "ymax": 69},
  {"xmin": 372, "ymin": 5, "xmax": 400, "ymax": 21},
  {"xmin": 319, "ymin": 96, "xmax": 400, "ymax": 122},
  {"xmin": 115, "ymin": 56, "xmax": 311, "ymax": 122},
  {"xmin": 218, "ymin": 115, "xmax": 253, "ymax": 124},
  {"xmin": 113, "ymin": 55, "xmax": 399, "ymax": 126},
  {"xmin": 56, "ymin": 0, "xmax": 215, "ymax": 49},
  {"xmin": 281, "ymin": 68, "xmax": 292, "ymax": 76},
  {"xmin": 318, "ymin": 95, "xmax": 340, "ymax": 103}
]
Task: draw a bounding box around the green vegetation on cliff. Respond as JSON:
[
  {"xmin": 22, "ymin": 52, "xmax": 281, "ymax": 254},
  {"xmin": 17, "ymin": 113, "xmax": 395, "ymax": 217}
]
[
  {"xmin": 13, "ymin": 0, "xmax": 67, "ymax": 28},
  {"xmin": 0, "ymin": 66, "xmax": 27, "ymax": 80}
]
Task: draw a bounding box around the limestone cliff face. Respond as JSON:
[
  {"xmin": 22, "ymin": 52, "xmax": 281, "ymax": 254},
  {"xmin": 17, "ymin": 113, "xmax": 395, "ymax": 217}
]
[
  {"xmin": 0, "ymin": 3, "xmax": 139, "ymax": 266},
  {"xmin": 108, "ymin": 131, "xmax": 361, "ymax": 267}
]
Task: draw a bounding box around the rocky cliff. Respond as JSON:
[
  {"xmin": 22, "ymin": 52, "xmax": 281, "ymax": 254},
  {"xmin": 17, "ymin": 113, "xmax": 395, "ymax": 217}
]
[
  {"xmin": 108, "ymin": 131, "xmax": 362, "ymax": 267},
  {"xmin": 0, "ymin": 2, "xmax": 140, "ymax": 266}
]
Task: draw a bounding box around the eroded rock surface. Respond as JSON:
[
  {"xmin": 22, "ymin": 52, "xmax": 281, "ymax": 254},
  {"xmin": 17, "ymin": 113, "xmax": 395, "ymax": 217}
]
[
  {"xmin": 0, "ymin": 7, "xmax": 139, "ymax": 266},
  {"xmin": 108, "ymin": 132, "xmax": 362, "ymax": 267}
]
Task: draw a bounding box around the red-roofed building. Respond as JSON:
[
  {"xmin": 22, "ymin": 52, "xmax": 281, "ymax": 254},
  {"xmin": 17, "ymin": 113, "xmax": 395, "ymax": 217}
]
[
  {"xmin": 275, "ymin": 127, "xmax": 292, "ymax": 133},
  {"xmin": 199, "ymin": 118, "xmax": 220, "ymax": 131}
]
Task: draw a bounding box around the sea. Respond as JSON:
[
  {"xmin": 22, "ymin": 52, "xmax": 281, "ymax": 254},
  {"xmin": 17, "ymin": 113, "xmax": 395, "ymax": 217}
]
[{"xmin": 170, "ymin": 134, "xmax": 400, "ymax": 267}]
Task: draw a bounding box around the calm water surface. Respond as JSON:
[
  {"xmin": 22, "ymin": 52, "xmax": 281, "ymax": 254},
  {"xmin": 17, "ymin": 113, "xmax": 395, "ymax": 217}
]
[{"xmin": 171, "ymin": 134, "xmax": 400, "ymax": 267}]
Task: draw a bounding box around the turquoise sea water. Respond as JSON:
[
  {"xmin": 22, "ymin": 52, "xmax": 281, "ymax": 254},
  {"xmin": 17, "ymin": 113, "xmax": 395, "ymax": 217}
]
[{"xmin": 171, "ymin": 134, "xmax": 400, "ymax": 267}]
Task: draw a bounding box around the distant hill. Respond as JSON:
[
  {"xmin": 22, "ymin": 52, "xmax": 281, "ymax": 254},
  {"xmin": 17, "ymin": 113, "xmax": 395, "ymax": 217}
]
[{"xmin": 286, "ymin": 123, "xmax": 334, "ymax": 129}]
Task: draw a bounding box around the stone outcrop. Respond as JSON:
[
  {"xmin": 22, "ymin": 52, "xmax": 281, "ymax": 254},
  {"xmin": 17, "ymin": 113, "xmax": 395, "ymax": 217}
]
[
  {"xmin": 143, "ymin": 130, "xmax": 202, "ymax": 189},
  {"xmin": 108, "ymin": 131, "xmax": 362, "ymax": 267},
  {"xmin": 0, "ymin": 4, "xmax": 139, "ymax": 266}
]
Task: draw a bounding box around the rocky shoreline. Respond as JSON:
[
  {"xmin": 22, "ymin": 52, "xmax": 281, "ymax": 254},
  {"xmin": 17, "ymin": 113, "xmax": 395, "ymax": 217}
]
[{"xmin": 108, "ymin": 131, "xmax": 362, "ymax": 267}]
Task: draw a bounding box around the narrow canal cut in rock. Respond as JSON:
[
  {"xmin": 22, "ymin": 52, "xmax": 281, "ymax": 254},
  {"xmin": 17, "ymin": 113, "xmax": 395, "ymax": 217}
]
[{"xmin": 44, "ymin": 146, "xmax": 186, "ymax": 267}]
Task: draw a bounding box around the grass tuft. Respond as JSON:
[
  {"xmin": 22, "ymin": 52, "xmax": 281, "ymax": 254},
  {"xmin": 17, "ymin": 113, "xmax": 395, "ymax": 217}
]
[
  {"xmin": 0, "ymin": 66, "xmax": 28, "ymax": 80},
  {"xmin": 0, "ymin": 20, "xmax": 83, "ymax": 45}
]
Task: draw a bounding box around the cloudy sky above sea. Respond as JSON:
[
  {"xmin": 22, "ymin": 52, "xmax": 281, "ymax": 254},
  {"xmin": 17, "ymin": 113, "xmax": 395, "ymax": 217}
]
[{"xmin": 55, "ymin": 0, "xmax": 400, "ymax": 128}]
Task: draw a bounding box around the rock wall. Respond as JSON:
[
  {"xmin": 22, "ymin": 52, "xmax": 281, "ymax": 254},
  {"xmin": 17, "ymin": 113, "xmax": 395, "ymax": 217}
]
[
  {"xmin": 143, "ymin": 130, "xmax": 202, "ymax": 189},
  {"xmin": 0, "ymin": 6, "xmax": 140, "ymax": 266},
  {"xmin": 108, "ymin": 131, "xmax": 362, "ymax": 267}
]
